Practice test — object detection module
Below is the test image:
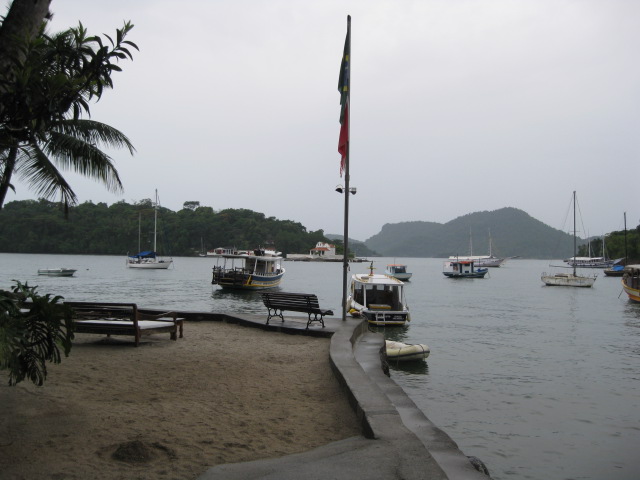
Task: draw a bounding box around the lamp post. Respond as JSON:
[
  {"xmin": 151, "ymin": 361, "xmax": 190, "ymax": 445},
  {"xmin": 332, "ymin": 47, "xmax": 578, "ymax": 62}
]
[{"xmin": 336, "ymin": 184, "xmax": 356, "ymax": 321}]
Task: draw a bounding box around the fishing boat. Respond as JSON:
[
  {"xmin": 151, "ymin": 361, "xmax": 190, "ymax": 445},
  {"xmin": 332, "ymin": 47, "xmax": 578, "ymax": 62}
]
[
  {"xmin": 541, "ymin": 191, "xmax": 596, "ymax": 287},
  {"xmin": 37, "ymin": 268, "xmax": 77, "ymax": 277},
  {"xmin": 385, "ymin": 340, "xmax": 429, "ymax": 362},
  {"xmin": 384, "ymin": 264, "xmax": 412, "ymax": 281},
  {"xmin": 449, "ymin": 229, "xmax": 505, "ymax": 268},
  {"xmin": 621, "ymin": 265, "xmax": 640, "ymax": 302},
  {"xmin": 443, "ymin": 259, "xmax": 488, "ymax": 278},
  {"xmin": 127, "ymin": 190, "xmax": 173, "ymax": 270},
  {"xmin": 347, "ymin": 262, "xmax": 410, "ymax": 326},
  {"xmin": 210, "ymin": 247, "xmax": 285, "ymax": 290}
]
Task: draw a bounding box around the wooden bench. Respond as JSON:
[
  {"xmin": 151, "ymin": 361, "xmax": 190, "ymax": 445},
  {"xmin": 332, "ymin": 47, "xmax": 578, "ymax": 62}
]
[
  {"xmin": 65, "ymin": 302, "xmax": 184, "ymax": 347},
  {"xmin": 261, "ymin": 292, "xmax": 333, "ymax": 329}
]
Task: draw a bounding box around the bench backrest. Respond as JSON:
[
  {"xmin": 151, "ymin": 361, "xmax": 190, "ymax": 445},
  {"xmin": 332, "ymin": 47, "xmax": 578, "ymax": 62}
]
[
  {"xmin": 65, "ymin": 302, "xmax": 139, "ymax": 323},
  {"xmin": 262, "ymin": 292, "xmax": 320, "ymax": 310}
]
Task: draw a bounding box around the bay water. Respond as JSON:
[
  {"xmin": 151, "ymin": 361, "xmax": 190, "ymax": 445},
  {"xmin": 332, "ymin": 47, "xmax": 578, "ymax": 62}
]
[{"xmin": 1, "ymin": 253, "xmax": 638, "ymax": 480}]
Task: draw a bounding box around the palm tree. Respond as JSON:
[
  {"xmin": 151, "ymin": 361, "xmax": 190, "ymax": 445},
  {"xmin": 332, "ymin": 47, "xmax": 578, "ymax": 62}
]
[
  {"xmin": 0, "ymin": 19, "xmax": 138, "ymax": 210},
  {"xmin": 0, "ymin": 117, "xmax": 134, "ymax": 210}
]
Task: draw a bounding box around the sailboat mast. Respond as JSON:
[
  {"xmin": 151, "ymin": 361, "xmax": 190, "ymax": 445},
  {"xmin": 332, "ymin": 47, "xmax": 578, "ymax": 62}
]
[
  {"xmin": 154, "ymin": 189, "xmax": 158, "ymax": 252},
  {"xmin": 573, "ymin": 190, "xmax": 577, "ymax": 276},
  {"xmin": 624, "ymin": 212, "xmax": 627, "ymax": 267},
  {"xmin": 138, "ymin": 212, "xmax": 141, "ymax": 252}
]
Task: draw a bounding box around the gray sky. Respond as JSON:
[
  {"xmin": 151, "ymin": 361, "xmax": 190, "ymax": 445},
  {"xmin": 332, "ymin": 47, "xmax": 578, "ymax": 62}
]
[{"xmin": 5, "ymin": 0, "xmax": 639, "ymax": 241}]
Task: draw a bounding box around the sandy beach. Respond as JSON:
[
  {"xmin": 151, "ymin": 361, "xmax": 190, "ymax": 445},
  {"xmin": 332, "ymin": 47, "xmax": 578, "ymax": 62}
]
[{"xmin": 0, "ymin": 321, "xmax": 361, "ymax": 480}]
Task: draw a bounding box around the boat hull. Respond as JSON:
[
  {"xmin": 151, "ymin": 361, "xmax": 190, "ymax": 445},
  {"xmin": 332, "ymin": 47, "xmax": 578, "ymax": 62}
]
[
  {"xmin": 541, "ymin": 273, "xmax": 596, "ymax": 287},
  {"xmin": 443, "ymin": 271, "xmax": 487, "ymax": 278},
  {"xmin": 37, "ymin": 268, "xmax": 76, "ymax": 277},
  {"xmin": 127, "ymin": 259, "xmax": 172, "ymax": 269},
  {"xmin": 214, "ymin": 271, "xmax": 285, "ymax": 290},
  {"xmin": 622, "ymin": 265, "xmax": 640, "ymax": 302},
  {"xmin": 385, "ymin": 341, "xmax": 430, "ymax": 362}
]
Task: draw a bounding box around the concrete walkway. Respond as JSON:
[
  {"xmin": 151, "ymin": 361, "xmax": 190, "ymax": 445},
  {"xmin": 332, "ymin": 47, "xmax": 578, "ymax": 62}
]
[{"xmin": 187, "ymin": 312, "xmax": 490, "ymax": 479}]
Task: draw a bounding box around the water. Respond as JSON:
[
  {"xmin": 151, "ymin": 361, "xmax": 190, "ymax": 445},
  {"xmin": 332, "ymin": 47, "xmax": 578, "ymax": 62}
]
[{"xmin": 1, "ymin": 254, "xmax": 639, "ymax": 480}]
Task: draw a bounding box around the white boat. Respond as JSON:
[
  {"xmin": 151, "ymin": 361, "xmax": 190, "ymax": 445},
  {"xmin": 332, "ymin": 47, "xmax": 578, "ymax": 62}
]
[
  {"xmin": 448, "ymin": 230, "xmax": 505, "ymax": 268},
  {"xmin": 385, "ymin": 340, "xmax": 429, "ymax": 362},
  {"xmin": 211, "ymin": 247, "xmax": 285, "ymax": 290},
  {"xmin": 347, "ymin": 262, "xmax": 410, "ymax": 326},
  {"xmin": 621, "ymin": 265, "xmax": 640, "ymax": 302},
  {"xmin": 564, "ymin": 231, "xmax": 622, "ymax": 268},
  {"xmin": 127, "ymin": 190, "xmax": 173, "ymax": 270},
  {"xmin": 384, "ymin": 264, "xmax": 412, "ymax": 281},
  {"xmin": 443, "ymin": 259, "xmax": 488, "ymax": 278},
  {"xmin": 37, "ymin": 268, "xmax": 77, "ymax": 277},
  {"xmin": 564, "ymin": 256, "xmax": 622, "ymax": 268},
  {"xmin": 542, "ymin": 191, "xmax": 596, "ymax": 288}
]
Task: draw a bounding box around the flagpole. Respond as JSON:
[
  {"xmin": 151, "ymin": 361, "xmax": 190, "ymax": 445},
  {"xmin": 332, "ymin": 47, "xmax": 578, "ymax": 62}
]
[{"xmin": 341, "ymin": 15, "xmax": 351, "ymax": 322}]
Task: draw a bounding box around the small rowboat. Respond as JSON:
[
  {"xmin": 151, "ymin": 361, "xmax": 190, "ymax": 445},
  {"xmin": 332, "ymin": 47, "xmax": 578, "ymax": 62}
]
[
  {"xmin": 385, "ymin": 340, "xmax": 430, "ymax": 362},
  {"xmin": 37, "ymin": 268, "xmax": 77, "ymax": 277}
]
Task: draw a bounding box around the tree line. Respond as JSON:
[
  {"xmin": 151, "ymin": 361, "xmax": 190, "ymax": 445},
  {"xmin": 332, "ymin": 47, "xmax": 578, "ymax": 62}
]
[
  {"xmin": 0, "ymin": 198, "xmax": 340, "ymax": 257},
  {"xmin": 578, "ymin": 226, "xmax": 640, "ymax": 263}
]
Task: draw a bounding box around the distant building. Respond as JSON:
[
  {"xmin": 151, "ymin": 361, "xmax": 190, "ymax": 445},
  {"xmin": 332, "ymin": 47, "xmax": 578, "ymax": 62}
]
[{"xmin": 310, "ymin": 242, "xmax": 337, "ymax": 258}]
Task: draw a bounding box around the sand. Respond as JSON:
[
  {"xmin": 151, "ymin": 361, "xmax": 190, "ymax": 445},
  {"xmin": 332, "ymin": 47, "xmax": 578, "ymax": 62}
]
[{"xmin": 0, "ymin": 321, "xmax": 362, "ymax": 480}]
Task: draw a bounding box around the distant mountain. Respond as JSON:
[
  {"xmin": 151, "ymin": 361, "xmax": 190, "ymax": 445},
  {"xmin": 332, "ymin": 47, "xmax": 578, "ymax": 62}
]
[
  {"xmin": 325, "ymin": 234, "xmax": 379, "ymax": 257},
  {"xmin": 363, "ymin": 207, "xmax": 580, "ymax": 259}
]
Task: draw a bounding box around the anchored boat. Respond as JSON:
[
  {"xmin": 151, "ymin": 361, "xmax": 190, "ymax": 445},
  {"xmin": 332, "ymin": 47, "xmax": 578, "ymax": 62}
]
[
  {"xmin": 443, "ymin": 259, "xmax": 488, "ymax": 278},
  {"xmin": 384, "ymin": 264, "xmax": 412, "ymax": 281},
  {"xmin": 37, "ymin": 268, "xmax": 77, "ymax": 277},
  {"xmin": 347, "ymin": 262, "xmax": 410, "ymax": 326},
  {"xmin": 211, "ymin": 247, "xmax": 285, "ymax": 290},
  {"xmin": 622, "ymin": 265, "xmax": 640, "ymax": 302}
]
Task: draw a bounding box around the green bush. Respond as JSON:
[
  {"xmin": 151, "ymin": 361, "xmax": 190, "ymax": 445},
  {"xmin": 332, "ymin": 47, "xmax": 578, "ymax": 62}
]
[{"xmin": 0, "ymin": 282, "xmax": 74, "ymax": 386}]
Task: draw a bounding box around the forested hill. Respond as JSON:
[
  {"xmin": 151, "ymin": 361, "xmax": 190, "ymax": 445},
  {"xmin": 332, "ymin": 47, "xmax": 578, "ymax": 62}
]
[
  {"xmin": 364, "ymin": 207, "xmax": 584, "ymax": 259},
  {"xmin": 0, "ymin": 199, "xmax": 330, "ymax": 256}
]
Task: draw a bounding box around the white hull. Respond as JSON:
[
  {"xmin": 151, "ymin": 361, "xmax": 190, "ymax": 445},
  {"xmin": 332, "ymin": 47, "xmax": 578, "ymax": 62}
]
[
  {"xmin": 385, "ymin": 341, "xmax": 429, "ymax": 362},
  {"xmin": 541, "ymin": 272, "xmax": 596, "ymax": 287},
  {"xmin": 127, "ymin": 259, "xmax": 172, "ymax": 269}
]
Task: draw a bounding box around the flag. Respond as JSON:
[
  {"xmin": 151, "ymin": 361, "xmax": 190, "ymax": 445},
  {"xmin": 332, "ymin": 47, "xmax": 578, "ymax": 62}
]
[{"xmin": 338, "ymin": 16, "xmax": 350, "ymax": 177}]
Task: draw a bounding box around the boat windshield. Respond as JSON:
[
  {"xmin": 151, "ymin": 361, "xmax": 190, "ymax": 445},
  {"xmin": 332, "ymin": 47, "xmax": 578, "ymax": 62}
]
[{"xmin": 362, "ymin": 284, "xmax": 403, "ymax": 309}]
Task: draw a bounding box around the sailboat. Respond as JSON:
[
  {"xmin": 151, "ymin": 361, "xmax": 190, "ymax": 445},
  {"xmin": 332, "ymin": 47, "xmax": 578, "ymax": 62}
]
[
  {"xmin": 541, "ymin": 191, "xmax": 596, "ymax": 287},
  {"xmin": 448, "ymin": 229, "xmax": 505, "ymax": 268},
  {"xmin": 126, "ymin": 190, "xmax": 173, "ymax": 269}
]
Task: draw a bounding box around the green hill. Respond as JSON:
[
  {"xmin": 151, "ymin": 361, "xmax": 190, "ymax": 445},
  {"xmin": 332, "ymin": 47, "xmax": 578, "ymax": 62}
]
[{"xmin": 364, "ymin": 207, "xmax": 581, "ymax": 259}]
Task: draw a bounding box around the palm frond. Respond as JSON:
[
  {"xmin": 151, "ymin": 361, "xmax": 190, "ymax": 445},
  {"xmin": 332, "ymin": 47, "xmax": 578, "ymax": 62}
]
[{"xmin": 17, "ymin": 144, "xmax": 78, "ymax": 206}]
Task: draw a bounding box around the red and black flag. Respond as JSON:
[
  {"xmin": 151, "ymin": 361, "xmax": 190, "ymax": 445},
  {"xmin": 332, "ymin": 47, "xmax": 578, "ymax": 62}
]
[{"xmin": 338, "ymin": 16, "xmax": 351, "ymax": 177}]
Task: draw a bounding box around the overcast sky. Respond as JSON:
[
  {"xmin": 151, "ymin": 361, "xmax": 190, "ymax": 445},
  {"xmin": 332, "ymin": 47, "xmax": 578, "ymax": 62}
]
[{"xmin": 5, "ymin": 0, "xmax": 639, "ymax": 241}]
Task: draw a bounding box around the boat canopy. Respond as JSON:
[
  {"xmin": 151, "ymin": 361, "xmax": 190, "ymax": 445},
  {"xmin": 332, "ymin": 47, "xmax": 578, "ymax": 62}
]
[{"xmin": 129, "ymin": 251, "xmax": 158, "ymax": 259}]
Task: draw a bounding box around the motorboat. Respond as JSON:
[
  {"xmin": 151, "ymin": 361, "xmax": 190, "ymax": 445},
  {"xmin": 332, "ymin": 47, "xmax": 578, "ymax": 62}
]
[
  {"xmin": 127, "ymin": 190, "xmax": 173, "ymax": 269},
  {"xmin": 37, "ymin": 268, "xmax": 77, "ymax": 277},
  {"xmin": 443, "ymin": 259, "xmax": 488, "ymax": 278},
  {"xmin": 211, "ymin": 247, "xmax": 285, "ymax": 290},
  {"xmin": 385, "ymin": 340, "xmax": 429, "ymax": 362},
  {"xmin": 384, "ymin": 264, "xmax": 412, "ymax": 281},
  {"xmin": 347, "ymin": 262, "xmax": 410, "ymax": 326},
  {"xmin": 621, "ymin": 265, "xmax": 640, "ymax": 302},
  {"xmin": 542, "ymin": 191, "xmax": 596, "ymax": 288}
]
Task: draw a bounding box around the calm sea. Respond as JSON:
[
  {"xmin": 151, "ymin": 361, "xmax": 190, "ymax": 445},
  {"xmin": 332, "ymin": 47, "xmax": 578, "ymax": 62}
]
[{"xmin": 1, "ymin": 253, "xmax": 638, "ymax": 480}]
